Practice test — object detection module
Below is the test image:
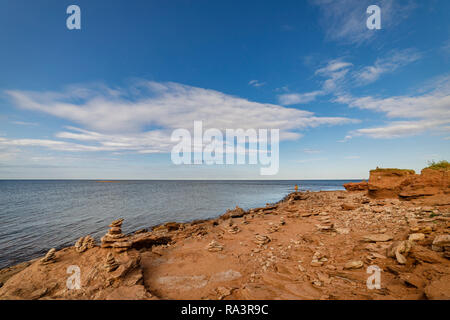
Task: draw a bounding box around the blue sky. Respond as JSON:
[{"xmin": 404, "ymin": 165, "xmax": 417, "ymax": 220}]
[{"xmin": 0, "ymin": 0, "xmax": 449, "ymax": 179}]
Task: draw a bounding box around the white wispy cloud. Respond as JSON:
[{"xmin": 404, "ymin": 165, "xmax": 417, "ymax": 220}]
[
  {"xmin": 303, "ymin": 148, "xmax": 322, "ymax": 154},
  {"xmin": 0, "ymin": 137, "xmax": 121, "ymax": 152},
  {"xmin": 350, "ymin": 120, "xmax": 448, "ymax": 139},
  {"xmin": 315, "ymin": 60, "xmax": 353, "ymax": 75},
  {"xmin": 248, "ymin": 80, "xmax": 266, "ymax": 87},
  {"xmin": 337, "ymin": 135, "xmax": 353, "ymax": 143},
  {"xmin": 310, "ymin": 0, "xmax": 416, "ymax": 45},
  {"xmin": 278, "ymin": 91, "xmax": 324, "ymax": 105},
  {"xmin": 11, "ymin": 121, "xmax": 38, "ymax": 126},
  {"xmin": 3, "ymin": 81, "xmax": 356, "ymax": 155},
  {"xmin": 315, "ymin": 59, "xmax": 353, "ymax": 92},
  {"xmin": 279, "ymin": 49, "xmax": 421, "ymax": 105},
  {"xmin": 354, "ymin": 49, "xmax": 421, "ymax": 84},
  {"xmin": 278, "ymin": 59, "xmax": 353, "ymax": 105},
  {"xmin": 295, "ymin": 157, "xmax": 327, "ymax": 163},
  {"xmin": 336, "ymin": 75, "xmax": 450, "ymax": 138}
]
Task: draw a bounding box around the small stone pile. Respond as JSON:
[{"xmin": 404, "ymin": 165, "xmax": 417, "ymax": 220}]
[
  {"xmin": 40, "ymin": 248, "xmax": 56, "ymax": 265},
  {"xmin": 228, "ymin": 225, "xmax": 240, "ymax": 234},
  {"xmin": 254, "ymin": 234, "xmax": 270, "ymax": 246},
  {"xmin": 74, "ymin": 235, "xmax": 95, "ymax": 253},
  {"xmin": 315, "ymin": 213, "xmax": 334, "ymax": 232},
  {"xmin": 387, "ymin": 240, "xmax": 414, "ymax": 264},
  {"xmin": 267, "ymin": 223, "xmax": 279, "ymax": 233},
  {"xmin": 101, "ymin": 218, "xmax": 132, "ymax": 253},
  {"xmin": 310, "ymin": 251, "xmax": 327, "ymax": 267},
  {"xmin": 241, "ymin": 215, "xmax": 249, "ymax": 225},
  {"xmin": 207, "ymin": 240, "xmax": 224, "ymax": 252},
  {"xmin": 104, "ymin": 253, "xmax": 119, "ymax": 272}
]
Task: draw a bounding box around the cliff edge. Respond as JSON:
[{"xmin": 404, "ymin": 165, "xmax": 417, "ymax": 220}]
[{"xmin": 345, "ymin": 163, "xmax": 450, "ymax": 205}]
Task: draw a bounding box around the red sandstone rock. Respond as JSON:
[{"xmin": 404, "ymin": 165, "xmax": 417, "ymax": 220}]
[
  {"xmin": 424, "ymin": 275, "xmax": 450, "ymax": 299},
  {"xmin": 0, "ymin": 169, "xmax": 449, "ymax": 300},
  {"xmin": 399, "ymin": 168, "xmax": 450, "ymax": 202},
  {"xmin": 341, "ymin": 203, "xmax": 359, "ymax": 211},
  {"xmin": 368, "ymin": 169, "xmax": 416, "ymax": 198},
  {"xmin": 343, "ymin": 181, "xmax": 368, "ymax": 191},
  {"xmin": 348, "ymin": 167, "xmax": 450, "ymax": 204}
]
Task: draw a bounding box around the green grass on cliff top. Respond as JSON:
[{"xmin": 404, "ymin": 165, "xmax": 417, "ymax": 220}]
[
  {"xmin": 425, "ymin": 160, "xmax": 450, "ymax": 170},
  {"xmin": 370, "ymin": 168, "xmax": 415, "ymax": 174},
  {"xmin": 370, "ymin": 160, "xmax": 449, "ymax": 173}
]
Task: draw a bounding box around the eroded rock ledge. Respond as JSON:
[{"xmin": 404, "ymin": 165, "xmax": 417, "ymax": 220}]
[{"xmin": 344, "ymin": 167, "xmax": 450, "ymax": 204}]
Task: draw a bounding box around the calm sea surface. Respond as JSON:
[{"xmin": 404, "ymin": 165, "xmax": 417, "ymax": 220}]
[{"xmin": 0, "ymin": 180, "xmax": 357, "ymax": 268}]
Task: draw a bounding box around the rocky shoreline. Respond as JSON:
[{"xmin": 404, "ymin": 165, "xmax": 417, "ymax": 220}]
[{"xmin": 0, "ymin": 167, "xmax": 449, "ymax": 300}]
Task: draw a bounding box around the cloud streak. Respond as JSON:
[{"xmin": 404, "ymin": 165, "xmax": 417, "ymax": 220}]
[
  {"xmin": 248, "ymin": 80, "xmax": 266, "ymax": 87},
  {"xmin": 4, "ymin": 81, "xmax": 356, "ymax": 155},
  {"xmin": 279, "ymin": 49, "xmax": 422, "ymax": 106},
  {"xmin": 278, "ymin": 59, "xmax": 353, "ymax": 105},
  {"xmin": 336, "ymin": 75, "xmax": 450, "ymax": 138},
  {"xmin": 354, "ymin": 49, "xmax": 421, "ymax": 85},
  {"xmin": 310, "ymin": 0, "xmax": 416, "ymax": 45}
]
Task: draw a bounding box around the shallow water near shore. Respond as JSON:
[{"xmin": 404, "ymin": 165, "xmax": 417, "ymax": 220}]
[{"xmin": 0, "ymin": 179, "xmax": 356, "ymax": 268}]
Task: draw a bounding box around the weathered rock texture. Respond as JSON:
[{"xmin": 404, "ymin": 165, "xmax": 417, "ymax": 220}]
[
  {"xmin": 0, "ymin": 167, "xmax": 449, "ymax": 300},
  {"xmin": 343, "ymin": 181, "xmax": 368, "ymax": 192},
  {"xmin": 346, "ymin": 167, "xmax": 449, "ymax": 205},
  {"xmin": 368, "ymin": 169, "xmax": 416, "ymax": 198},
  {"xmin": 399, "ymin": 168, "xmax": 450, "ymax": 202}
]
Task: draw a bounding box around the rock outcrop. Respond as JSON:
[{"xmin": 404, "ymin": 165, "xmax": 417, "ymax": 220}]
[
  {"xmin": 343, "ymin": 181, "xmax": 368, "ymax": 191},
  {"xmin": 346, "ymin": 167, "xmax": 449, "ymax": 204},
  {"xmin": 221, "ymin": 206, "xmax": 246, "ymax": 219},
  {"xmin": 399, "ymin": 168, "xmax": 450, "ymax": 202},
  {"xmin": 368, "ymin": 168, "xmax": 416, "ymax": 198}
]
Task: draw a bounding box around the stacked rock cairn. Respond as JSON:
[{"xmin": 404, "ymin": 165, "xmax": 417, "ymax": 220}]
[
  {"xmin": 104, "ymin": 252, "xmax": 119, "ymax": 272},
  {"xmin": 101, "ymin": 218, "xmax": 132, "ymax": 253},
  {"xmin": 40, "ymin": 248, "xmax": 56, "ymax": 265},
  {"xmin": 74, "ymin": 235, "xmax": 95, "ymax": 253}
]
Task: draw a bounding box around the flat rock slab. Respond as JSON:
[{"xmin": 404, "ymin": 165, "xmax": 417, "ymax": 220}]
[
  {"xmin": 363, "ymin": 234, "xmax": 393, "ymax": 242},
  {"xmin": 425, "ymin": 275, "xmax": 450, "ymax": 300}
]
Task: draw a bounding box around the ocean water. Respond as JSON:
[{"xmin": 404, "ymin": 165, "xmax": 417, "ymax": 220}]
[{"xmin": 0, "ymin": 180, "xmax": 356, "ymax": 268}]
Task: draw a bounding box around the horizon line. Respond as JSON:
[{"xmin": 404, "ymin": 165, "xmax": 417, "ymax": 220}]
[{"xmin": 0, "ymin": 178, "xmax": 366, "ymax": 181}]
